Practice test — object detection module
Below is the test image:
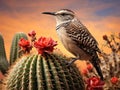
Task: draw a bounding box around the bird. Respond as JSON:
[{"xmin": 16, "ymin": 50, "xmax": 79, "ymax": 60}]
[{"xmin": 42, "ymin": 9, "xmax": 104, "ymax": 80}]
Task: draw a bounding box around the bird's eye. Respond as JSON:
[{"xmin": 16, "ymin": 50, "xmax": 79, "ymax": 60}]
[{"xmin": 61, "ymin": 13, "xmax": 67, "ymax": 16}]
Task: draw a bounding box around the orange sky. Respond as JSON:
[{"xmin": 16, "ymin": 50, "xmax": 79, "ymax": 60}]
[{"xmin": 0, "ymin": 0, "xmax": 120, "ymax": 69}]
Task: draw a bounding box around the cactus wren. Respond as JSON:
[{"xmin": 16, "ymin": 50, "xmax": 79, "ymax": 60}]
[{"xmin": 42, "ymin": 9, "xmax": 103, "ymax": 80}]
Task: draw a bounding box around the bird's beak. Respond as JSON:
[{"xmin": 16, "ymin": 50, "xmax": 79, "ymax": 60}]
[{"xmin": 42, "ymin": 12, "xmax": 56, "ymax": 16}]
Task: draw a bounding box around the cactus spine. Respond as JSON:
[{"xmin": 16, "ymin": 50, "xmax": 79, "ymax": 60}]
[
  {"xmin": 0, "ymin": 33, "xmax": 9, "ymax": 74},
  {"xmin": 9, "ymin": 32, "xmax": 28, "ymax": 65},
  {"xmin": 6, "ymin": 53, "xmax": 85, "ymax": 90}
]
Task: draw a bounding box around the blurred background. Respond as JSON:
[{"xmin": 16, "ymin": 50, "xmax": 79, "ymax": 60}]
[{"xmin": 0, "ymin": 0, "xmax": 120, "ymax": 69}]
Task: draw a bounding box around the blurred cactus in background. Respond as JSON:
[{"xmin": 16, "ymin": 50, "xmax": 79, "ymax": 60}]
[
  {"xmin": 0, "ymin": 33, "xmax": 9, "ymax": 75},
  {"xmin": 82, "ymin": 33, "xmax": 120, "ymax": 90},
  {"xmin": 9, "ymin": 32, "xmax": 28, "ymax": 65},
  {"xmin": 100, "ymin": 33, "xmax": 120, "ymax": 90}
]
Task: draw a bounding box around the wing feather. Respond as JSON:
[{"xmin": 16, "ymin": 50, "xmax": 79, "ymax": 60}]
[{"xmin": 65, "ymin": 21, "xmax": 101, "ymax": 54}]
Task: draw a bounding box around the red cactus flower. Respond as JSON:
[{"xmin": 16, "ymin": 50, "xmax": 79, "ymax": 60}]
[
  {"xmin": 28, "ymin": 30, "xmax": 36, "ymax": 42},
  {"xmin": 87, "ymin": 64, "xmax": 93, "ymax": 71},
  {"xmin": 103, "ymin": 35, "xmax": 108, "ymax": 41},
  {"xmin": 82, "ymin": 69, "xmax": 88, "ymax": 75},
  {"xmin": 19, "ymin": 38, "xmax": 32, "ymax": 53},
  {"xmin": 34, "ymin": 37, "xmax": 57, "ymax": 55},
  {"xmin": 110, "ymin": 76, "xmax": 119, "ymax": 84},
  {"xmin": 28, "ymin": 30, "xmax": 36, "ymax": 37},
  {"xmin": 86, "ymin": 76, "xmax": 104, "ymax": 90}
]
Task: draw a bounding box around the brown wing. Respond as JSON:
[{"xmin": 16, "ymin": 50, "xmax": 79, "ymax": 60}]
[{"xmin": 65, "ymin": 20, "xmax": 101, "ymax": 54}]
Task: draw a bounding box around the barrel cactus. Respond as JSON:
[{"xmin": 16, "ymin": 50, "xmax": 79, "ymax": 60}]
[
  {"xmin": 4, "ymin": 31, "xmax": 85, "ymax": 90},
  {"xmin": 9, "ymin": 32, "xmax": 28, "ymax": 65},
  {"xmin": 0, "ymin": 33, "xmax": 9, "ymax": 74},
  {"xmin": 5, "ymin": 53, "xmax": 85, "ymax": 90}
]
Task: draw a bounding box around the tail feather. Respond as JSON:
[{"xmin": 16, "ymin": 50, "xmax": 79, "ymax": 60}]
[{"xmin": 90, "ymin": 55, "xmax": 104, "ymax": 80}]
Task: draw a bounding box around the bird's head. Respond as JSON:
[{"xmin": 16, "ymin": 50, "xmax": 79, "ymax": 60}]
[{"xmin": 42, "ymin": 9, "xmax": 75, "ymax": 25}]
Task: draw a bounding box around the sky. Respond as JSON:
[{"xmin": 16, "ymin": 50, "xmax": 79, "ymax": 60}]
[{"xmin": 0, "ymin": 0, "xmax": 120, "ymax": 69}]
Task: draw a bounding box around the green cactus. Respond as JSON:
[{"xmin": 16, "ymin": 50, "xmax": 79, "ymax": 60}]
[
  {"xmin": 9, "ymin": 32, "xmax": 28, "ymax": 65},
  {"xmin": 5, "ymin": 53, "xmax": 85, "ymax": 90},
  {"xmin": 0, "ymin": 33, "xmax": 9, "ymax": 74}
]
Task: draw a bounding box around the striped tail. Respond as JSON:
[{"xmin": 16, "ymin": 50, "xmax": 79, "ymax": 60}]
[{"xmin": 90, "ymin": 54, "xmax": 104, "ymax": 80}]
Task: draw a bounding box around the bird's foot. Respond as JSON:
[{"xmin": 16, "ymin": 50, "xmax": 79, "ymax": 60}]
[{"xmin": 66, "ymin": 58, "xmax": 79, "ymax": 67}]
